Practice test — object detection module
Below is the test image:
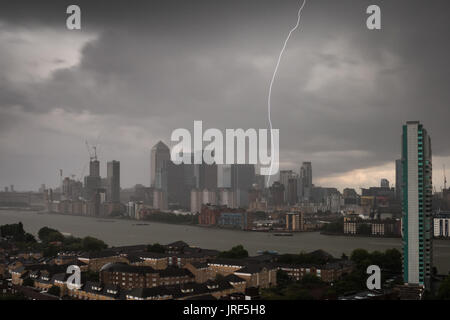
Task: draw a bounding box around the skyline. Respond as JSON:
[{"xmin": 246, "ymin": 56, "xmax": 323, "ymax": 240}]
[{"xmin": 1, "ymin": 0, "xmax": 450, "ymax": 191}]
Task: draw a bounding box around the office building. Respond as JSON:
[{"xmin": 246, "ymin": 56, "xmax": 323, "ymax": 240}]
[
  {"xmin": 84, "ymin": 159, "xmax": 101, "ymax": 201},
  {"xmin": 150, "ymin": 141, "xmax": 170, "ymax": 187},
  {"xmin": 433, "ymin": 212, "xmax": 450, "ymax": 238},
  {"xmin": 107, "ymin": 160, "xmax": 120, "ymax": 203},
  {"xmin": 380, "ymin": 178, "xmax": 390, "ymax": 188},
  {"xmin": 401, "ymin": 121, "xmax": 433, "ymax": 289},
  {"xmin": 279, "ymin": 170, "xmax": 294, "ymax": 203},
  {"xmin": 299, "ymin": 162, "xmax": 312, "ymax": 201},
  {"xmin": 286, "ymin": 212, "xmax": 304, "ymax": 231},
  {"xmin": 231, "ymin": 164, "xmax": 255, "ymax": 208}
]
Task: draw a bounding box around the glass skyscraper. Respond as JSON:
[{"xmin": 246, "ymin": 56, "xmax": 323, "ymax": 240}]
[{"xmin": 401, "ymin": 121, "xmax": 433, "ymax": 289}]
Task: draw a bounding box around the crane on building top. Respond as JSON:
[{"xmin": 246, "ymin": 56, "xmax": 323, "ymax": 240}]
[
  {"xmin": 444, "ymin": 164, "xmax": 447, "ymax": 191},
  {"xmin": 85, "ymin": 140, "xmax": 98, "ymax": 162}
]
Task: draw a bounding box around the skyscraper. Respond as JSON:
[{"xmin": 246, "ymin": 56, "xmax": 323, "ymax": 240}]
[
  {"xmin": 218, "ymin": 164, "xmax": 232, "ymax": 188},
  {"xmin": 279, "ymin": 170, "xmax": 294, "ymax": 203},
  {"xmin": 107, "ymin": 160, "xmax": 120, "ymax": 203},
  {"xmin": 299, "ymin": 162, "xmax": 312, "ymax": 201},
  {"xmin": 402, "ymin": 121, "xmax": 433, "ymax": 289},
  {"xmin": 150, "ymin": 141, "xmax": 170, "ymax": 187},
  {"xmin": 231, "ymin": 164, "xmax": 255, "ymax": 208},
  {"xmin": 84, "ymin": 159, "xmax": 101, "ymax": 201}
]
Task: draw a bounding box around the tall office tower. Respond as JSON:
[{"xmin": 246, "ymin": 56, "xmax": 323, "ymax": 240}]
[
  {"xmin": 84, "ymin": 159, "xmax": 101, "ymax": 201},
  {"xmin": 402, "ymin": 121, "xmax": 433, "ymax": 289},
  {"xmin": 198, "ymin": 162, "xmax": 218, "ymax": 190},
  {"xmin": 107, "ymin": 160, "xmax": 120, "ymax": 203},
  {"xmin": 287, "ymin": 176, "xmax": 299, "ymax": 205},
  {"xmin": 231, "ymin": 164, "xmax": 255, "ymax": 208},
  {"xmin": 150, "ymin": 141, "xmax": 170, "ymax": 187},
  {"xmin": 380, "ymin": 178, "xmax": 390, "ymax": 188},
  {"xmin": 218, "ymin": 165, "xmax": 232, "ymax": 188},
  {"xmin": 396, "ymin": 159, "xmax": 403, "ymax": 201},
  {"xmin": 300, "ymin": 162, "xmax": 312, "ymax": 201},
  {"xmin": 89, "ymin": 159, "xmax": 100, "ymax": 177},
  {"xmin": 279, "ymin": 170, "xmax": 294, "ymax": 203},
  {"xmin": 167, "ymin": 162, "xmax": 190, "ymax": 208},
  {"xmin": 269, "ymin": 181, "xmax": 285, "ymax": 207}
]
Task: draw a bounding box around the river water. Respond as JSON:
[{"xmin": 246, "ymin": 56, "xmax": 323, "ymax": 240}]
[{"xmin": 1, "ymin": 210, "xmax": 449, "ymax": 273}]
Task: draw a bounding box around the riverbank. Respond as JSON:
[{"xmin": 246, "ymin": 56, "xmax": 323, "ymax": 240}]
[{"xmin": 320, "ymin": 231, "xmax": 401, "ymax": 239}]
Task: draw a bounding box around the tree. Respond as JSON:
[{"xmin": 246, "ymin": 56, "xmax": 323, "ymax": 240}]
[
  {"xmin": 438, "ymin": 275, "xmax": 450, "ymax": 300},
  {"xmin": 147, "ymin": 243, "xmax": 166, "ymax": 253},
  {"xmin": 276, "ymin": 270, "xmax": 291, "ymax": 287},
  {"xmin": 82, "ymin": 236, "xmax": 107, "ymax": 251},
  {"xmin": 24, "ymin": 233, "xmax": 36, "ymax": 243},
  {"xmin": 0, "ymin": 222, "xmax": 30, "ymax": 242},
  {"xmin": 381, "ymin": 248, "xmax": 402, "ymax": 273},
  {"xmin": 217, "ymin": 245, "xmax": 248, "ymax": 259},
  {"xmin": 47, "ymin": 285, "xmax": 61, "ymax": 297},
  {"xmin": 38, "ymin": 227, "xmax": 64, "ymax": 243},
  {"xmin": 350, "ymin": 248, "xmax": 370, "ymax": 265},
  {"xmin": 43, "ymin": 245, "xmax": 59, "ymax": 258}
]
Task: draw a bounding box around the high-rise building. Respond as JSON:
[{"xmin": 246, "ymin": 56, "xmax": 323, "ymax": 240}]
[
  {"xmin": 198, "ymin": 162, "xmax": 218, "ymax": 190},
  {"xmin": 231, "ymin": 164, "xmax": 255, "ymax": 208},
  {"xmin": 107, "ymin": 160, "xmax": 120, "ymax": 203},
  {"xmin": 84, "ymin": 159, "xmax": 101, "ymax": 201},
  {"xmin": 287, "ymin": 176, "xmax": 299, "ymax": 205},
  {"xmin": 286, "ymin": 212, "xmax": 304, "ymax": 231},
  {"xmin": 380, "ymin": 178, "xmax": 390, "ymax": 188},
  {"xmin": 279, "ymin": 170, "xmax": 294, "ymax": 203},
  {"xmin": 299, "ymin": 162, "xmax": 312, "ymax": 201},
  {"xmin": 89, "ymin": 159, "xmax": 100, "ymax": 177},
  {"xmin": 150, "ymin": 141, "xmax": 170, "ymax": 187},
  {"xmin": 269, "ymin": 182, "xmax": 285, "ymax": 207},
  {"xmin": 218, "ymin": 165, "xmax": 232, "ymax": 188},
  {"xmin": 402, "ymin": 121, "xmax": 433, "ymax": 289}
]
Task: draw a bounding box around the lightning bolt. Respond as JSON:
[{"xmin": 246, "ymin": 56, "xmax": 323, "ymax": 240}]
[{"xmin": 266, "ymin": 0, "xmax": 307, "ymax": 187}]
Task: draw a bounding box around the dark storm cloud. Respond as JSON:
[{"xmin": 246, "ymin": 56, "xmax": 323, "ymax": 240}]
[{"xmin": 1, "ymin": 0, "xmax": 450, "ymax": 190}]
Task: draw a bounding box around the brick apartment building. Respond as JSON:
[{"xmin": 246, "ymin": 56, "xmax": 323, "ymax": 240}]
[{"xmin": 99, "ymin": 263, "xmax": 194, "ymax": 290}]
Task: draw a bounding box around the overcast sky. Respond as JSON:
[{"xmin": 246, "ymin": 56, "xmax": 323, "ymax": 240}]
[{"xmin": 0, "ymin": 0, "xmax": 449, "ymax": 192}]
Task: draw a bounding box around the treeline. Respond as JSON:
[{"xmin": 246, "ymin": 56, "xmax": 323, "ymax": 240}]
[
  {"xmin": 217, "ymin": 245, "xmax": 249, "ymax": 259},
  {"xmin": 0, "ymin": 223, "xmax": 108, "ymax": 255},
  {"xmin": 0, "ymin": 222, "xmax": 35, "ymax": 243},
  {"xmin": 37, "ymin": 226, "xmax": 108, "ymax": 256},
  {"xmin": 276, "ymin": 251, "xmax": 333, "ymax": 265},
  {"xmin": 322, "ymin": 218, "xmax": 344, "ymax": 233}
]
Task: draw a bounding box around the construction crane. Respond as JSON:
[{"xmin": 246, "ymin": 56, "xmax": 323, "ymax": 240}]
[
  {"xmin": 442, "ymin": 164, "xmax": 447, "ymax": 190},
  {"xmin": 85, "ymin": 140, "xmax": 98, "ymax": 161},
  {"xmin": 58, "ymin": 169, "xmax": 63, "ymax": 190}
]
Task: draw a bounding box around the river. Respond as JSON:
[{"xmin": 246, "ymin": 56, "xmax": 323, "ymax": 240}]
[{"xmin": 1, "ymin": 210, "xmax": 449, "ymax": 273}]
